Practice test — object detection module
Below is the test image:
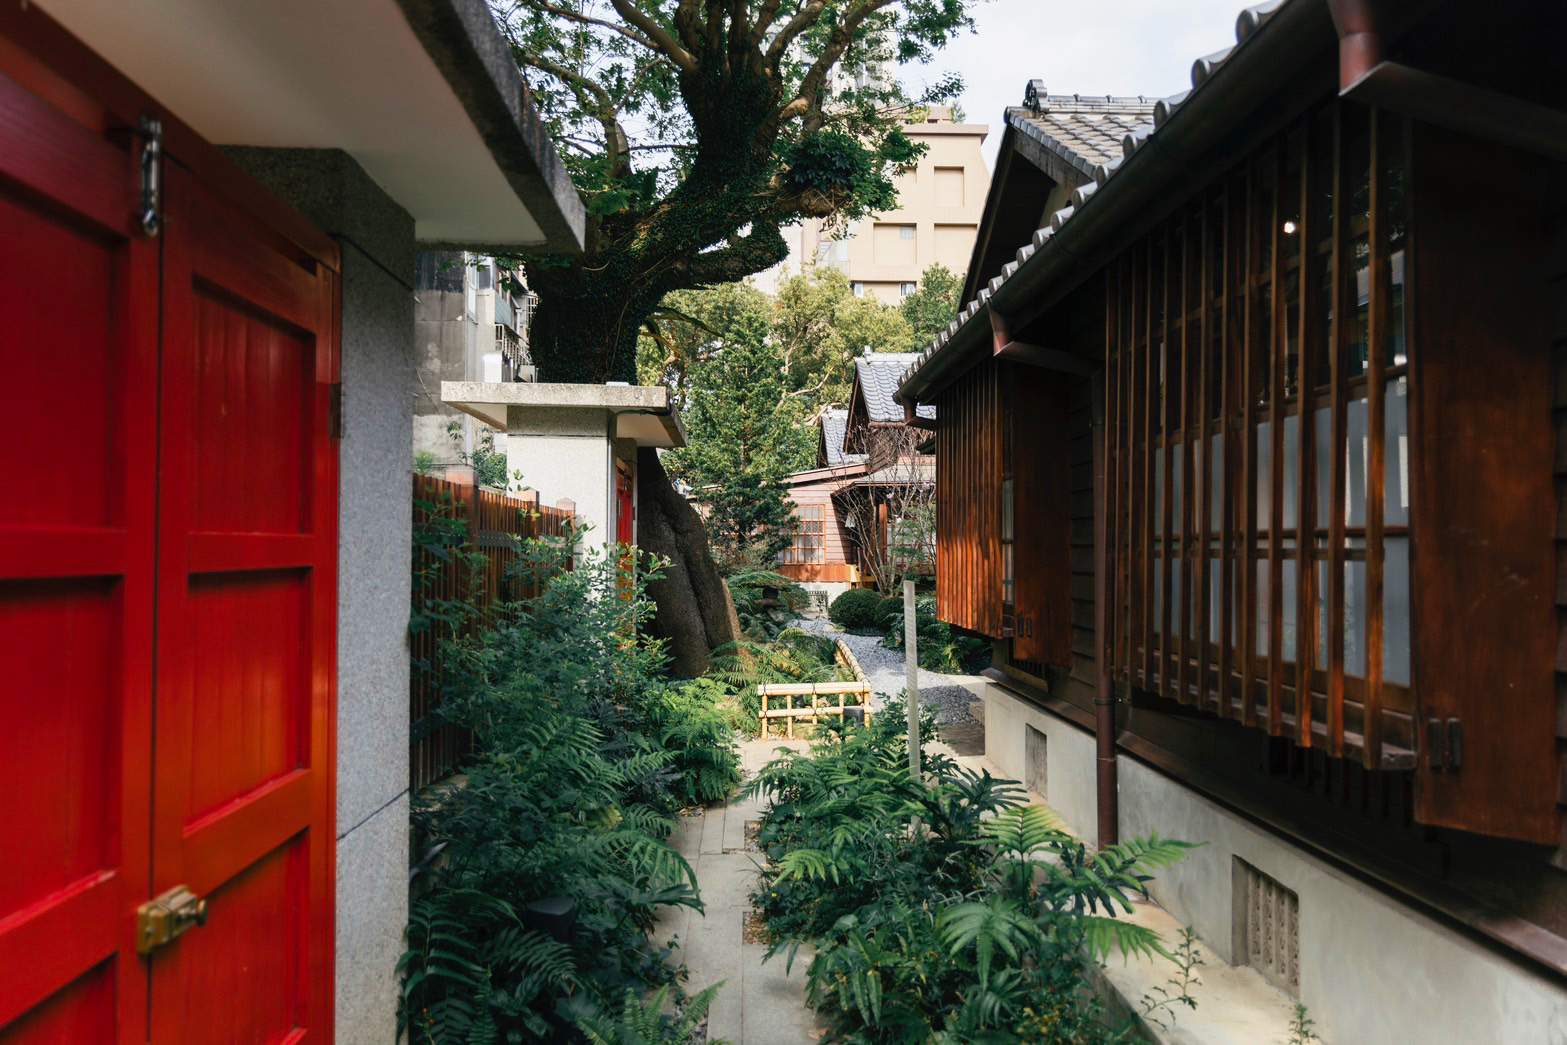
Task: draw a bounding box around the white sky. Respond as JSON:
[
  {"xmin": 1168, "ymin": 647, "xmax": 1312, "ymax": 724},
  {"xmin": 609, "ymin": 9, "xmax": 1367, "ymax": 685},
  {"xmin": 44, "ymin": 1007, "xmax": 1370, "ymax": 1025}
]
[{"xmin": 914, "ymin": 0, "xmax": 1252, "ymax": 168}]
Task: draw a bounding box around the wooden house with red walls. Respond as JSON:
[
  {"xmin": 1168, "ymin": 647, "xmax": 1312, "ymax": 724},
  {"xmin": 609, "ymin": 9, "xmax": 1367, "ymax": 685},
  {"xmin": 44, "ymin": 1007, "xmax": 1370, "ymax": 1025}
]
[
  {"xmin": 896, "ymin": 1, "xmax": 1567, "ymax": 1037},
  {"xmin": 0, "ymin": 1, "xmax": 584, "ymax": 1039},
  {"xmin": 775, "ymin": 410, "xmax": 869, "ymax": 604}
]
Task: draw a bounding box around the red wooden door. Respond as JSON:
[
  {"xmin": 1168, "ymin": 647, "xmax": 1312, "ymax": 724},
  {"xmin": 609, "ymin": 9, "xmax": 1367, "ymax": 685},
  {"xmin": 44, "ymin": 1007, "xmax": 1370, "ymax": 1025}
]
[
  {"xmin": 0, "ymin": 66, "xmax": 159, "ymax": 1044},
  {"xmin": 144, "ymin": 165, "xmax": 338, "ymax": 1041},
  {"xmin": 0, "ymin": 62, "xmax": 338, "ymax": 1043}
]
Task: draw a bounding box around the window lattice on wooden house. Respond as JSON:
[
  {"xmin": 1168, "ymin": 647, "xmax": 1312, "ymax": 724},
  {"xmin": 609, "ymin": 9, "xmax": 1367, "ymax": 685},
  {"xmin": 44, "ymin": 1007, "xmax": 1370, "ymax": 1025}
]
[
  {"xmin": 1102, "ymin": 99, "xmax": 1414, "ymax": 768},
  {"xmin": 778, "ymin": 504, "xmax": 825, "ymax": 564},
  {"xmin": 1234, "ymin": 858, "xmax": 1299, "ymax": 996}
]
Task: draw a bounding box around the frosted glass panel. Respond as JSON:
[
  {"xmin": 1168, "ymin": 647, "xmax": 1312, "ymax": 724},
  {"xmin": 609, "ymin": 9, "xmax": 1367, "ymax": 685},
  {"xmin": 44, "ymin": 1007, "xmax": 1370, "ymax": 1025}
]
[
  {"xmin": 1153, "ymin": 565, "xmax": 1163, "ymax": 635},
  {"xmin": 1209, "ymin": 558, "xmax": 1223, "ymax": 640},
  {"xmin": 1210, "ymin": 433, "xmax": 1224, "ymax": 532},
  {"xmin": 1385, "ymin": 377, "xmax": 1409, "ymax": 526},
  {"xmin": 1345, "ymin": 559, "xmax": 1366, "ymax": 678},
  {"xmin": 1154, "ymin": 447, "xmax": 1164, "ymax": 540},
  {"xmin": 1282, "ymin": 414, "xmax": 1299, "ymax": 530},
  {"xmin": 1282, "ymin": 560, "xmax": 1298, "ymax": 663},
  {"xmin": 1193, "ymin": 440, "xmax": 1205, "ymax": 533},
  {"xmin": 1256, "ymin": 421, "xmax": 1271, "ymax": 531},
  {"xmin": 1171, "ymin": 559, "xmax": 1183, "ymax": 636},
  {"xmin": 1315, "ymin": 558, "xmax": 1329, "ymax": 670},
  {"xmin": 1346, "ymin": 398, "xmax": 1368, "ymax": 529},
  {"xmin": 1314, "ymin": 408, "xmax": 1331, "ymax": 529},
  {"xmin": 1384, "ymin": 537, "xmax": 1411, "ymax": 685},
  {"xmin": 1172, "ymin": 446, "xmax": 1184, "ymax": 537},
  {"xmin": 1256, "ymin": 565, "xmax": 1269, "ymax": 657}
]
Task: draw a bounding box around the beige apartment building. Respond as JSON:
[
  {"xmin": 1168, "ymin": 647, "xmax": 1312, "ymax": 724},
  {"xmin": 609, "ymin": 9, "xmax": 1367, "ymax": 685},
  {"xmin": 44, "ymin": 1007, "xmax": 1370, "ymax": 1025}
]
[{"xmin": 757, "ymin": 107, "xmax": 990, "ymax": 303}]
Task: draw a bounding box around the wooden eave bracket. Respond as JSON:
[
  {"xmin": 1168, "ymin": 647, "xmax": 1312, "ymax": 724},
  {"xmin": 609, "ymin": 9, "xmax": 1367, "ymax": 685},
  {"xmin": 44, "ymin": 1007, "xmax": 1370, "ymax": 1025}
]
[
  {"xmin": 901, "ymin": 401, "xmax": 938, "ymax": 431},
  {"xmin": 1343, "ymin": 61, "xmax": 1567, "ymax": 163},
  {"xmin": 990, "ymin": 309, "xmax": 1096, "ymax": 376}
]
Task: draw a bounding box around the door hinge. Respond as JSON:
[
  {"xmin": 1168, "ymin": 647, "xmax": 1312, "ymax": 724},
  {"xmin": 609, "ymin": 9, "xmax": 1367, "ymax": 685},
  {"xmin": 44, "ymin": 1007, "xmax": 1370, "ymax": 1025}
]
[
  {"xmin": 136, "ymin": 115, "xmax": 163, "ymax": 237},
  {"xmin": 328, "ymin": 381, "xmax": 344, "ymax": 440},
  {"xmin": 1426, "ymin": 716, "xmax": 1463, "ymax": 772},
  {"xmin": 136, "ymin": 885, "xmax": 208, "ymax": 955}
]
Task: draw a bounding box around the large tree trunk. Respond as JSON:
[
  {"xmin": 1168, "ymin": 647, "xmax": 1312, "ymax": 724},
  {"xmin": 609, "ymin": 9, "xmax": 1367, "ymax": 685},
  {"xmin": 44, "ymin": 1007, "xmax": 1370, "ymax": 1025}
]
[
  {"xmin": 636, "ymin": 448, "xmax": 740, "ymax": 676},
  {"xmin": 526, "ymin": 266, "xmax": 659, "ymax": 383}
]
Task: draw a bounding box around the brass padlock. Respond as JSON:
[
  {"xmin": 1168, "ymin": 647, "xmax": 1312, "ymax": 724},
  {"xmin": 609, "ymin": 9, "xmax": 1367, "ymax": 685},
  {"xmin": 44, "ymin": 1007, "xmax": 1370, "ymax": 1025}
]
[{"xmin": 135, "ymin": 885, "xmax": 209, "ymax": 955}]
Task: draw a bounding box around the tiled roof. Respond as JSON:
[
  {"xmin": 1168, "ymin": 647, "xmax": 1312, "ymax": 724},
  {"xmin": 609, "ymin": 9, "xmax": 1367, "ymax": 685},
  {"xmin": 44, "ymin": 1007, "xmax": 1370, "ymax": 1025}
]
[
  {"xmin": 856, "ymin": 350, "xmax": 936, "ymax": 423},
  {"xmin": 1007, "ymin": 85, "xmax": 1157, "ymax": 179},
  {"xmin": 819, "ymin": 408, "xmax": 867, "ymax": 468},
  {"xmin": 898, "ymin": 0, "xmax": 1294, "ymax": 401}
]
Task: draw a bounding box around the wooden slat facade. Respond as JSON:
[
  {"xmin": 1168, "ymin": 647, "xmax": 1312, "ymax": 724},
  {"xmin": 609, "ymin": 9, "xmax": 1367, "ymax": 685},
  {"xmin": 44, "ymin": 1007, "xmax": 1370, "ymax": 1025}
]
[
  {"xmin": 934, "ymin": 362, "xmax": 1003, "ymax": 637},
  {"xmin": 931, "ymin": 94, "xmax": 1561, "ymax": 846}
]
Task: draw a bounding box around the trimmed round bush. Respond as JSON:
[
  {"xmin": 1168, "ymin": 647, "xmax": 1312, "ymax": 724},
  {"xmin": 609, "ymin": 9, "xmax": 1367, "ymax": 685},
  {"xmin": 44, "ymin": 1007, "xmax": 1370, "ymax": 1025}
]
[{"xmin": 829, "ymin": 587, "xmax": 897, "ymax": 631}]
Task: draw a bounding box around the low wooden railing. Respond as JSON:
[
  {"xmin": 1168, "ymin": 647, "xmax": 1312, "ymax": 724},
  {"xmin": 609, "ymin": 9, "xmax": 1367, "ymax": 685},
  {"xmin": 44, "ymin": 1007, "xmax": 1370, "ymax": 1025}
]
[{"xmin": 757, "ymin": 681, "xmax": 873, "ymax": 739}]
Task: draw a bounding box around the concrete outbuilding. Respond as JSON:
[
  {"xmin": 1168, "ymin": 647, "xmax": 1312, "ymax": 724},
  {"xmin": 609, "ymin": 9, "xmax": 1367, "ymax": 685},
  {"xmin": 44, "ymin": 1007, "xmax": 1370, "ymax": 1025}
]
[{"xmin": 443, "ymin": 382, "xmax": 687, "ymax": 550}]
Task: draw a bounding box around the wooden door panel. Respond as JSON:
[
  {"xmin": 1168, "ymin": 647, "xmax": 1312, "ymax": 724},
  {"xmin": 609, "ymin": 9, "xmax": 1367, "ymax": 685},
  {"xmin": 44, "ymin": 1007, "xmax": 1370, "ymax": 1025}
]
[
  {"xmin": 154, "ymin": 840, "xmax": 306, "ymax": 1043},
  {"xmin": 0, "ymin": 70, "xmax": 156, "ymax": 1040},
  {"xmin": 148, "ymin": 164, "xmax": 336, "ymax": 1042}
]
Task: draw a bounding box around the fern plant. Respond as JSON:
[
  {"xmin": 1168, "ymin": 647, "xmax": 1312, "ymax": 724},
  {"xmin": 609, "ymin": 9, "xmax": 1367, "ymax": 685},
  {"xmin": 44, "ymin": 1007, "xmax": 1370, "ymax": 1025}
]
[
  {"xmin": 745, "ymin": 705, "xmax": 1199, "ymax": 1043},
  {"xmin": 401, "ymin": 540, "xmax": 729, "ymax": 1042}
]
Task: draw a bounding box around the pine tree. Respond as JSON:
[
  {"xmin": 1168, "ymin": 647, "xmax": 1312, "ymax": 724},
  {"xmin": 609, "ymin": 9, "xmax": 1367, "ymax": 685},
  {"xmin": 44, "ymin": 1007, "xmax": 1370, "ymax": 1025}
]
[{"xmin": 664, "ymin": 312, "xmax": 813, "ymax": 568}]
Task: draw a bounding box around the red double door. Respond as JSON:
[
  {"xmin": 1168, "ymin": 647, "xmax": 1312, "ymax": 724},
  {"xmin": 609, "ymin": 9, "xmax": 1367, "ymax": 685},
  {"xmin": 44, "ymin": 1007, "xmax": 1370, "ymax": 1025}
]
[{"xmin": 0, "ymin": 58, "xmax": 338, "ymax": 1043}]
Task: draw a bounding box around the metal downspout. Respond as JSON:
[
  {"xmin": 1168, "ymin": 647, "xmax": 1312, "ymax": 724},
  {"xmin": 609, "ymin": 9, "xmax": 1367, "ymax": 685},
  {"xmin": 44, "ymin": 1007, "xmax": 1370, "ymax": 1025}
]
[
  {"xmin": 1325, "ymin": 0, "xmax": 1383, "ymax": 90},
  {"xmin": 1092, "ymin": 369, "xmax": 1117, "ymax": 849}
]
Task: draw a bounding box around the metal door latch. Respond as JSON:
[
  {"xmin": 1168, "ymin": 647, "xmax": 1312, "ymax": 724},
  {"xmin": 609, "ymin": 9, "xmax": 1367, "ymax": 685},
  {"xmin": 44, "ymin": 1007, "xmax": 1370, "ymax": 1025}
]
[
  {"xmin": 136, "ymin": 885, "xmax": 208, "ymax": 954},
  {"xmin": 137, "ymin": 115, "xmax": 163, "ymax": 237}
]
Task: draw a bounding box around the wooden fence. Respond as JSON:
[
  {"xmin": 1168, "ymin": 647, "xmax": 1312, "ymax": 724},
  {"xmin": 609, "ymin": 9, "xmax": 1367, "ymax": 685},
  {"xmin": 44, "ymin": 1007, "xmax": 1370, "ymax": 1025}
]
[{"xmin": 410, "ymin": 472, "xmax": 574, "ymax": 791}]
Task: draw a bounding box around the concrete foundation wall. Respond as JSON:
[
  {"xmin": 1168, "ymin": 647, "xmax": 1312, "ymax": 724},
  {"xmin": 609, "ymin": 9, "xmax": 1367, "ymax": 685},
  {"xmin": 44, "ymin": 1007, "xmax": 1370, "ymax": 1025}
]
[
  {"xmin": 981, "ymin": 683, "xmax": 1567, "ymax": 1044},
  {"xmin": 226, "ymin": 146, "xmax": 415, "ymax": 1044}
]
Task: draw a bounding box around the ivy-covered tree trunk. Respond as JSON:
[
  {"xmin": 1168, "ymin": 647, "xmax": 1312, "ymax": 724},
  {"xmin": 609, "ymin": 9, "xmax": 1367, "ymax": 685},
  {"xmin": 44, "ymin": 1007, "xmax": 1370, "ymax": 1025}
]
[{"xmin": 526, "ymin": 266, "xmax": 666, "ymax": 383}]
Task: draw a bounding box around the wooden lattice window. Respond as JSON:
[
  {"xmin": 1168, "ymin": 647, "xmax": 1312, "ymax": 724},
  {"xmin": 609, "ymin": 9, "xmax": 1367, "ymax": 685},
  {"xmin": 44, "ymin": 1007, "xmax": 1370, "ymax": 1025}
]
[
  {"xmin": 778, "ymin": 504, "xmax": 825, "ymax": 564},
  {"xmin": 1104, "ymin": 100, "xmax": 1414, "ymax": 768}
]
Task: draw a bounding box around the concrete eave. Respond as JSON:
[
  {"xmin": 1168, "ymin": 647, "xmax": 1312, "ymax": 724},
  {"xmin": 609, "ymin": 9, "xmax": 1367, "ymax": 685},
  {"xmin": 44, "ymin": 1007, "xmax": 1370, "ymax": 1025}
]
[
  {"xmin": 37, "ymin": 0, "xmax": 586, "ymax": 252},
  {"xmin": 442, "ymin": 382, "xmax": 687, "ymax": 449}
]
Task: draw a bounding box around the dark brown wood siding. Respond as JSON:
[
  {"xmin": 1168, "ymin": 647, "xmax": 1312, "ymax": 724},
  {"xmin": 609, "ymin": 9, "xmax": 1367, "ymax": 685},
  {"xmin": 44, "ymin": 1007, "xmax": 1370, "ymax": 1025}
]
[
  {"xmin": 1408, "ymin": 123, "xmax": 1558, "ymax": 843},
  {"xmin": 1012, "ymin": 364, "xmax": 1072, "ymax": 667},
  {"xmin": 935, "ymin": 361, "xmax": 1002, "ymax": 637}
]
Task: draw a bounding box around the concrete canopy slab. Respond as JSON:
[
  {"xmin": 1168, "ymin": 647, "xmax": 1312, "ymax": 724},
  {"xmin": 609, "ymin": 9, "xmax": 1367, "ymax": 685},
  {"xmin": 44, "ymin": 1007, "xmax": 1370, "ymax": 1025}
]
[
  {"xmin": 36, "ymin": 0, "xmax": 585, "ymax": 251},
  {"xmin": 442, "ymin": 381, "xmax": 688, "ymax": 448}
]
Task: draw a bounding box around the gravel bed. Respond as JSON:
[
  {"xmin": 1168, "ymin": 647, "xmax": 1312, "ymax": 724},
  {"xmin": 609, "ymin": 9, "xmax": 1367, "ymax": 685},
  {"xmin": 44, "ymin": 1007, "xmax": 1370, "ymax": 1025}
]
[{"xmin": 796, "ymin": 618, "xmax": 978, "ymax": 724}]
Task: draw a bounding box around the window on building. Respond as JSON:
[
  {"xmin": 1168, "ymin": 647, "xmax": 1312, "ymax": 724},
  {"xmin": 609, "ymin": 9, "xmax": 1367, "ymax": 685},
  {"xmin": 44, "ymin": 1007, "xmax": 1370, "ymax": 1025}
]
[
  {"xmin": 900, "ymin": 282, "xmax": 916, "ymax": 299},
  {"xmin": 777, "ymin": 504, "xmax": 825, "ymax": 564},
  {"xmin": 899, "ymin": 224, "xmax": 916, "ymax": 240},
  {"xmin": 1104, "ymin": 101, "xmax": 1412, "ymax": 765},
  {"xmin": 851, "ymin": 282, "xmax": 866, "ymax": 297}
]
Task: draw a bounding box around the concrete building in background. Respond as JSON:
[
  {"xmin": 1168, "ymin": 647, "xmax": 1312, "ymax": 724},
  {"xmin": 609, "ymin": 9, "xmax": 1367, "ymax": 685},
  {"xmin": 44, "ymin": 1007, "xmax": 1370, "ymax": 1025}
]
[
  {"xmin": 413, "ymin": 251, "xmax": 536, "ymax": 474},
  {"xmin": 755, "ymin": 107, "xmax": 990, "ymax": 303}
]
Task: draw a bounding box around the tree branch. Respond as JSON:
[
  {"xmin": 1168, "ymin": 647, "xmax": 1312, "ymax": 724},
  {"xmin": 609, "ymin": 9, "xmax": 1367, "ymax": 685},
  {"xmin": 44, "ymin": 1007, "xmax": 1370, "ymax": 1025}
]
[
  {"xmin": 517, "ymin": 51, "xmax": 626, "ymax": 173},
  {"xmin": 764, "ymin": 0, "xmax": 824, "ymax": 67},
  {"xmin": 608, "ymin": 0, "xmax": 698, "ymax": 72},
  {"xmin": 514, "ymin": 0, "xmax": 660, "ymax": 53},
  {"xmin": 671, "ymin": 221, "xmax": 789, "ymax": 288}
]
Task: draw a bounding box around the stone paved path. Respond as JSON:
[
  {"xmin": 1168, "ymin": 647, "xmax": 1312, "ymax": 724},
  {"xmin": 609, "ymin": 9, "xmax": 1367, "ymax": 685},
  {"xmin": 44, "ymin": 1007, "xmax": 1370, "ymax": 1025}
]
[{"xmin": 654, "ymin": 739, "xmax": 826, "ymax": 1044}]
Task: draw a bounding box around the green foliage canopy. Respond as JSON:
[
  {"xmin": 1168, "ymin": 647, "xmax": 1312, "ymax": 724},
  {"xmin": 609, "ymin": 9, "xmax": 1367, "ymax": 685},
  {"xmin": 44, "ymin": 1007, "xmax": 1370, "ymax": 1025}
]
[
  {"xmin": 898, "ymin": 261, "xmax": 965, "ymax": 348},
  {"xmin": 491, "ymin": 0, "xmax": 979, "ymax": 382}
]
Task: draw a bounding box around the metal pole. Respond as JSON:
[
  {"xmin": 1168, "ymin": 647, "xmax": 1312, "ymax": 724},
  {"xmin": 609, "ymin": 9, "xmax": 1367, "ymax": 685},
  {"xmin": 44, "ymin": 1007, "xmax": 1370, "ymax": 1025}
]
[{"xmin": 905, "ymin": 579, "xmax": 920, "ymax": 786}]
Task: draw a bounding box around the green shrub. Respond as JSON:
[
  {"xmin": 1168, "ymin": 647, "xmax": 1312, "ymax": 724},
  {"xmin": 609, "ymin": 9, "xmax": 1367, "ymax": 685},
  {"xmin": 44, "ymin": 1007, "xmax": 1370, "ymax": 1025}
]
[
  {"xmin": 883, "ymin": 593, "xmax": 990, "ymax": 673},
  {"xmin": 400, "ymin": 539, "xmax": 720, "ymax": 1042},
  {"xmin": 828, "ymin": 587, "xmax": 896, "ymax": 631},
  {"xmin": 726, "ymin": 569, "xmax": 810, "ymax": 642},
  {"xmin": 747, "ymin": 706, "xmax": 1199, "ymax": 1042}
]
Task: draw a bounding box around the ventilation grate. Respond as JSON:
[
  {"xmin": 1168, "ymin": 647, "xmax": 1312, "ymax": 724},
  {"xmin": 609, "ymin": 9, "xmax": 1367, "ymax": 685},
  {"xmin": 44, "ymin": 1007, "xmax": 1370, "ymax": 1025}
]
[{"xmin": 1234, "ymin": 858, "xmax": 1299, "ymax": 996}]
